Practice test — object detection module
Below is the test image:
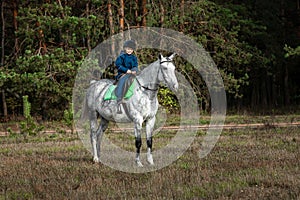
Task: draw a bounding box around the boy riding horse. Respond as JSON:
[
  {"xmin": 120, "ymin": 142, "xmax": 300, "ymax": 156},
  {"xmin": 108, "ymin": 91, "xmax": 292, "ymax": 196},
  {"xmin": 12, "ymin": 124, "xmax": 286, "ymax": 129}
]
[{"xmin": 115, "ymin": 40, "xmax": 139, "ymax": 113}]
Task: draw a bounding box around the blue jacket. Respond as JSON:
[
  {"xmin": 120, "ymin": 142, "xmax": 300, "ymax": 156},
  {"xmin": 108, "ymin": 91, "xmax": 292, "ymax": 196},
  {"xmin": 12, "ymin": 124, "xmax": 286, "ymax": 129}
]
[{"xmin": 115, "ymin": 51, "xmax": 138, "ymax": 80}]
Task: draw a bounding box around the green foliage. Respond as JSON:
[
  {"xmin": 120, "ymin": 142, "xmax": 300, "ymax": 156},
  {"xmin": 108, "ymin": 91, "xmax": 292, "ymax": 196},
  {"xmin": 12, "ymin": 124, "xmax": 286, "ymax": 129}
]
[
  {"xmin": 1, "ymin": 0, "xmax": 299, "ymax": 118},
  {"xmin": 145, "ymin": 1, "xmax": 264, "ymax": 101},
  {"xmin": 20, "ymin": 96, "xmax": 44, "ymax": 137},
  {"xmin": 6, "ymin": 127, "xmax": 18, "ymax": 138},
  {"xmin": 63, "ymin": 103, "xmax": 75, "ymax": 134},
  {"xmin": 284, "ymin": 45, "xmax": 300, "ymax": 58},
  {"xmin": 1, "ymin": 1, "xmax": 101, "ymax": 116},
  {"xmin": 23, "ymin": 95, "xmax": 31, "ymax": 119},
  {"xmin": 158, "ymin": 87, "xmax": 179, "ymax": 113},
  {"xmin": 10, "ymin": 48, "xmax": 83, "ymax": 116}
]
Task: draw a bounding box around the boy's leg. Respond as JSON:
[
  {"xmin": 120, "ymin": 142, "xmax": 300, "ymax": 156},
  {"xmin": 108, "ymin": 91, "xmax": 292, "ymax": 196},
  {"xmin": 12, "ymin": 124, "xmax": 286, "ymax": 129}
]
[
  {"xmin": 116, "ymin": 74, "xmax": 132, "ymax": 102},
  {"xmin": 115, "ymin": 76, "xmax": 127, "ymax": 113},
  {"xmin": 115, "ymin": 77, "xmax": 125, "ymax": 103}
]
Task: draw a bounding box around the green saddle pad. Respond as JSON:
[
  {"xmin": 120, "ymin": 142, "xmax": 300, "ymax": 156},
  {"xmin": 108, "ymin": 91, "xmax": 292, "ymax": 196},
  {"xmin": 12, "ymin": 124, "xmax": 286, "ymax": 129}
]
[{"xmin": 104, "ymin": 80, "xmax": 136, "ymax": 101}]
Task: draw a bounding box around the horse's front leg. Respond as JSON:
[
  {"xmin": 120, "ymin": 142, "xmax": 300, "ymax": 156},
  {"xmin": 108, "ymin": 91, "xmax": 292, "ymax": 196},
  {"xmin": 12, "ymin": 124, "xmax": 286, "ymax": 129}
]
[
  {"xmin": 134, "ymin": 118, "xmax": 143, "ymax": 167},
  {"xmin": 146, "ymin": 116, "xmax": 155, "ymax": 165}
]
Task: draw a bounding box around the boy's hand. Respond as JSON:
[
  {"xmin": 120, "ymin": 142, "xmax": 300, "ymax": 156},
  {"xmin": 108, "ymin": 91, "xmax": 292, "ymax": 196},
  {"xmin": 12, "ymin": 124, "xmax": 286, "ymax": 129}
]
[{"xmin": 127, "ymin": 70, "xmax": 136, "ymax": 75}]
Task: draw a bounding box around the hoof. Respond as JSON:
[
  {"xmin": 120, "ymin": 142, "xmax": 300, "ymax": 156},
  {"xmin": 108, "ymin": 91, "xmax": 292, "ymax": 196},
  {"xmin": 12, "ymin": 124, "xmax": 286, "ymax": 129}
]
[
  {"xmin": 136, "ymin": 160, "xmax": 144, "ymax": 167},
  {"xmin": 147, "ymin": 154, "xmax": 154, "ymax": 165},
  {"xmin": 93, "ymin": 157, "xmax": 100, "ymax": 163},
  {"xmin": 147, "ymin": 159, "xmax": 154, "ymax": 165}
]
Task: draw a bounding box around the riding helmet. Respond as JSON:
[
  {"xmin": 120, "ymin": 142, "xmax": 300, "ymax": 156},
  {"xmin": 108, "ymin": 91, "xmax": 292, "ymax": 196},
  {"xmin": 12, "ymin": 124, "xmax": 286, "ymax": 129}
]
[{"xmin": 123, "ymin": 40, "xmax": 136, "ymax": 50}]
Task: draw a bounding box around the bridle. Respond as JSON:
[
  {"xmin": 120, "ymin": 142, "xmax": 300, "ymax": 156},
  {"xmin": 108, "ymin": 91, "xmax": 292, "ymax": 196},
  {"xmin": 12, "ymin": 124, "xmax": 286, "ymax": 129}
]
[{"xmin": 136, "ymin": 59, "xmax": 174, "ymax": 92}]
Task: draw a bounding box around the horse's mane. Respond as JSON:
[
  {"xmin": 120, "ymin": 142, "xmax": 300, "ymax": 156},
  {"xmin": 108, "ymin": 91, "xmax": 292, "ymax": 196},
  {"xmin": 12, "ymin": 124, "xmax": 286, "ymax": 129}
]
[
  {"xmin": 138, "ymin": 60, "xmax": 159, "ymax": 73},
  {"xmin": 139, "ymin": 64, "xmax": 148, "ymax": 71}
]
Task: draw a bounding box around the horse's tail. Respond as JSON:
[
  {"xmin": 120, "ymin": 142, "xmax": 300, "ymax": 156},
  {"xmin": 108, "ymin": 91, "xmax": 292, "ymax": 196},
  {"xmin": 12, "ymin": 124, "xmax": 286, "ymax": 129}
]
[{"xmin": 80, "ymin": 92, "xmax": 89, "ymax": 123}]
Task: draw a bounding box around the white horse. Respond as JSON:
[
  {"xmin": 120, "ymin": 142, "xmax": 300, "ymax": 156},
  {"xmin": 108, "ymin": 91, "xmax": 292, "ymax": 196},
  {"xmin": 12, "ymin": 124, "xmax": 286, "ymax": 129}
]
[{"xmin": 82, "ymin": 53, "xmax": 178, "ymax": 167}]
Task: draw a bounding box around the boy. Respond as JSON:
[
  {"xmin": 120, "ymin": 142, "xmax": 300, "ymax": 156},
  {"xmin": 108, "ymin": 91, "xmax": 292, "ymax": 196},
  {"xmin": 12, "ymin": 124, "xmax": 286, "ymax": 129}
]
[{"xmin": 115, "ymin": 40, "xmax": 138, "ymax": 113}]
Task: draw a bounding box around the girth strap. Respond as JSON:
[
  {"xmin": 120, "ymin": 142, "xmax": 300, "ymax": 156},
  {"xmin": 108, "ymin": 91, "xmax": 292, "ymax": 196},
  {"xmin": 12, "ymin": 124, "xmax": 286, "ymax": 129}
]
[{"xmin": 120, "ymin": 102, "xmax": 134, "ymax": 121}]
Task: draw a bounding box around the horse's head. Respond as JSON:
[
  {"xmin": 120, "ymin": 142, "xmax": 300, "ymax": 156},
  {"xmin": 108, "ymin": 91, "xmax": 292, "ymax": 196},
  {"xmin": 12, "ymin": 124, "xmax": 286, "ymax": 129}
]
[{"xmin": 158, "ymin": 53, "xmax": 179, "ymax": 92}]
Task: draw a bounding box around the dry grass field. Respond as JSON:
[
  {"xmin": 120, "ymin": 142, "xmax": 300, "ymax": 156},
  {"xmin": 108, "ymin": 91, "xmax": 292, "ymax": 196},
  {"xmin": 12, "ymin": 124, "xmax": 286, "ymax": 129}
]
[{"xmin": 0, "ymin": 116, "xmax": 299, "ymax": 199}]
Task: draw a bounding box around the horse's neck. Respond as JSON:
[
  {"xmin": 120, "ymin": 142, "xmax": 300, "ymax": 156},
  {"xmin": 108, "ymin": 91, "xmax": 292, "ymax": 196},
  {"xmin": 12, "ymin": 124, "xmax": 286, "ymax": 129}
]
[{"xmin": 137, "ymin": 61, "xmax": 159, "ymax": 87}]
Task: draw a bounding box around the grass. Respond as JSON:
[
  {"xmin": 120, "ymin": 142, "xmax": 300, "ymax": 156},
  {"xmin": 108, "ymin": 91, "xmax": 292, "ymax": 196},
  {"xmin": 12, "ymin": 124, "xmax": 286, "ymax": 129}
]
[{"xmin": 0, "ymin": 115, "xmax": 300, "ymax": 199}]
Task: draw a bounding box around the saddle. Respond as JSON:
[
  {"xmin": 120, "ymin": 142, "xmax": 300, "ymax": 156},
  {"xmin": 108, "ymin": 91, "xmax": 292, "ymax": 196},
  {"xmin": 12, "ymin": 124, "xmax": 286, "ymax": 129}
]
[{"xmin": 104, "ymin": 75, "xmax": 136, "ymax": 101}]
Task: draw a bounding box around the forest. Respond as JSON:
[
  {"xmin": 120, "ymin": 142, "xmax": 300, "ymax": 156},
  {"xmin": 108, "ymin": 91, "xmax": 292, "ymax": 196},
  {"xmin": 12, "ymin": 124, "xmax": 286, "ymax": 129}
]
[{"xmin": 1, "ymin": 0, "xmax": 300, "ymax": 120}]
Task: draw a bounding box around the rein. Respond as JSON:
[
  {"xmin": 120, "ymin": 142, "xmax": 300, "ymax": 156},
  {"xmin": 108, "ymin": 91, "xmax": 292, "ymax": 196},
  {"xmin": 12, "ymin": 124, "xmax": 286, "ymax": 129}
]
[{"xmin": 135, "ymin": 78, "xmax": 159, "ymax": 91}]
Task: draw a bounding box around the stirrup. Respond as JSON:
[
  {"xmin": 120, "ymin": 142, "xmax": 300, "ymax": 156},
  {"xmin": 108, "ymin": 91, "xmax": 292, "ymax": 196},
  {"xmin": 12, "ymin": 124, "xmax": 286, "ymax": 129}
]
[{"xmin": 117, "ymin": 103, "xmax": 122, "ymax": 114}]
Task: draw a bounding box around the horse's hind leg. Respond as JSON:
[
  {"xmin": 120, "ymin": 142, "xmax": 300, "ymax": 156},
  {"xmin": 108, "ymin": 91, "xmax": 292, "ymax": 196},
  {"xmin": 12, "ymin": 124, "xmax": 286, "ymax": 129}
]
[
  {"xmin": 90, "ymin": 111, "xmax": 108, "ymax": 163},
  {"xmin": 90, "ymin": 111, "xmax": 99, "ymax": 162},
  {"xmin": 95, "ymin": 117, "xmax": 108, "ymax": 161}
]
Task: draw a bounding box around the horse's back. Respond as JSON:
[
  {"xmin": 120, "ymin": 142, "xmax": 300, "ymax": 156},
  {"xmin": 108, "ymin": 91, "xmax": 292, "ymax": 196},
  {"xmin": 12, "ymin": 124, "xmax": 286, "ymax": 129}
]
[{"xmin": 86, "ymin": 79, "xmax": 114, "ymax": 108}]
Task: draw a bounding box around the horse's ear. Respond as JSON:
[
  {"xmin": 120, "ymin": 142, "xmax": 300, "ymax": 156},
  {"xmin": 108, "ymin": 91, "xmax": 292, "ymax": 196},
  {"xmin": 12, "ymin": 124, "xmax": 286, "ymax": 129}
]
[
  {"xmin": 158, "ymin": 53, "xmax": 163, "ymax": 60},
  {"xmin": 169, "ymin": 53, "xmax": 176, "ymax": 60}
]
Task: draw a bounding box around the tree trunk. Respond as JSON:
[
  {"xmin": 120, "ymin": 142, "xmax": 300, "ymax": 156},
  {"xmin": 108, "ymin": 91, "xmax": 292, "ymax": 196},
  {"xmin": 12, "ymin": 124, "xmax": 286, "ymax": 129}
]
[
  {"xmin": 1, "ymin": 2, "xmax": 7, "ymax": 119},
  {"xmin": 160, "ymin": 1, "xmax": 164, "ymax": 26},
  {"xmin": 86, "ymin": 1, "xmax": 91, "ymax": 52},
  {"xmin": 251, "ymin": 83, "xmax": 259, "ymax": 109},
  {"xmin": 36, "ymin": 21, "xmax": 47, "ymax": 55},
  {"xmin": 284, "ymin": 65, "xmax": 290, "ymax": 105},
  {"xmin": 108, "ymin": 1, "xmax": 114, "ymax": 35},
  {"xmin": 135, "ymin": 0, "xmax": 139, "ymax": 27},
  {"xmin": 272, "ymin": 75, "xmax": 277, "ymax": 106},
  {"xmin": 180, "ymin": 0, "xmax": 185, "ymax": 32},
  {"xmin": 119, "ymin": 0, "xmax": 124, "ymax": 32},
  {"xmin": 57, "ymin": 0, "xmax": 65, "ymax": 18},
  {"xmin": 108, "ymin": 1, "xmax": 115, "ymax": 56},
  {"xmin": 262, "ymin": 76, "xmax": 268, "ymax": 107},
  {"xmin": 12, "ymin": 0, "xmax": 19, "ymax": 55},
  {"xmin": 2, "ymin": 90, "xmax": 7, "ymax": 119},
  {"xmin": 159, "ymin": 2, "xmax": 165, "ymax": 48},
  {"xmin": 141, "ymin": 0, "xmax": 147, "ymax": 27},
  {"xmin": 280, "ymin": 0, "xmax": 290, "ymax": 106},
  {"xmin": 1, "ymin": 1, "xmax": 5, "ymax": 65}
]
